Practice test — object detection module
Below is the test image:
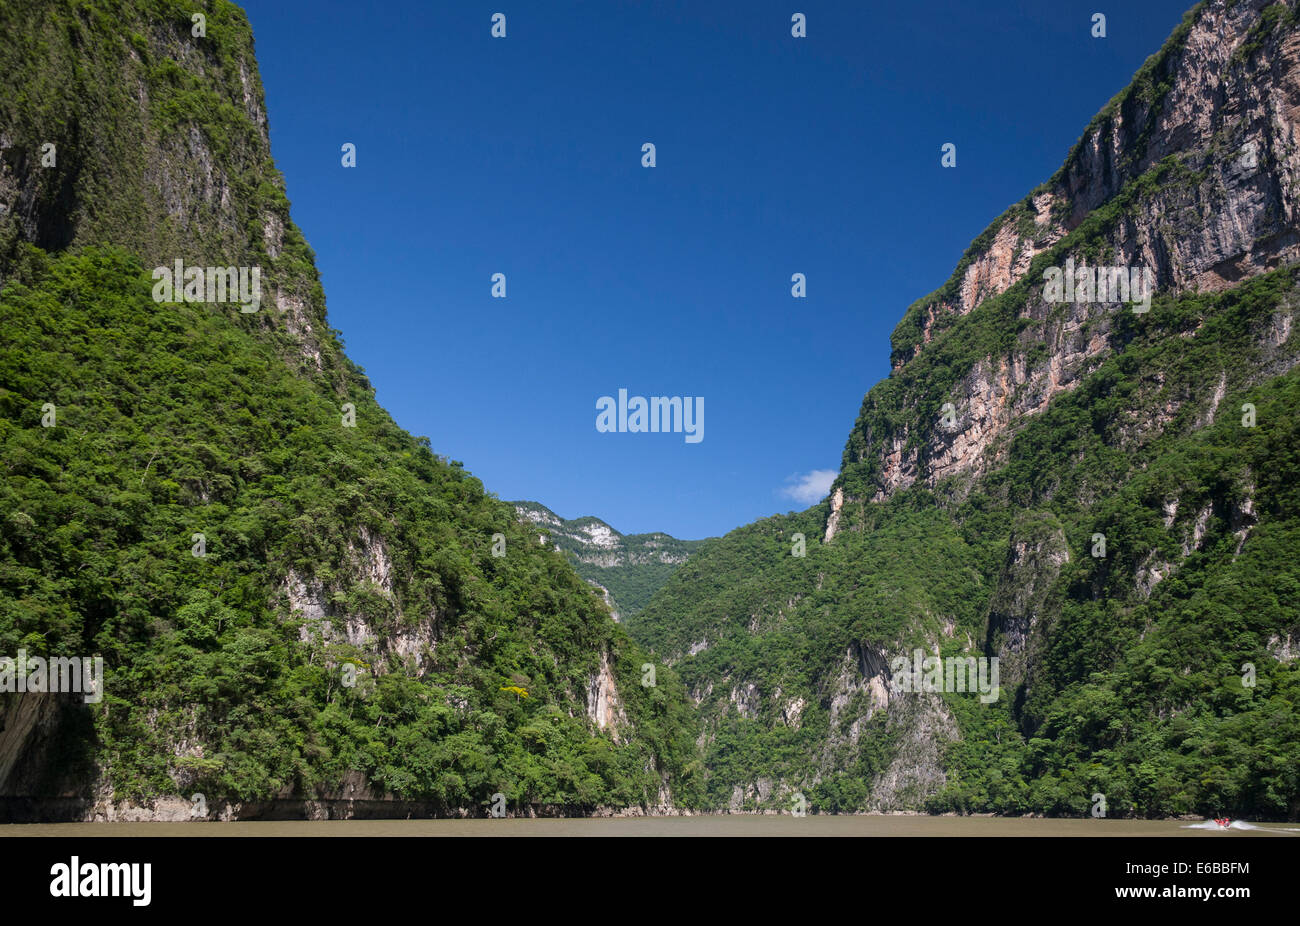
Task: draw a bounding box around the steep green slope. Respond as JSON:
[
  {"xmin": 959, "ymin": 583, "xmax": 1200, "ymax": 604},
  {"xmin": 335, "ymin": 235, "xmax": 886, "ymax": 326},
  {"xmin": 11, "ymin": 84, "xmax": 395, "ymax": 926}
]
[
  {"xmin": 631, "ymin": 264, "xmax": 1300, "ymax": 819},
  {"xmin": 627, "ymin": 0, "xmax": 1300, "ymax": 818},
  {"xmin": 0, "ymin": 247, "xmax": 701, "ymax": 811},
  {"xmin": 632, "ymin": 500, "xmax": 989, "ymax": 811},
  {"xmin": 0, "ymin": 0, "xmax": 700, "ymax": 817},
  {"xmin": 0, "ymin": 0, "xmax": 345, "ymax": 380},
  {"xmin": 512, "ymin": 501, "xmax": 705, "ymax": 618}
]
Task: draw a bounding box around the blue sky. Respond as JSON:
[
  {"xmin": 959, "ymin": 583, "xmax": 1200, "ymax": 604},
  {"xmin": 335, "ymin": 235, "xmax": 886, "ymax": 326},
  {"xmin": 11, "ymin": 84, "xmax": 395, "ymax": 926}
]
[{"xmin": 242, "ymin": 0, "xmax": 1195, "ymax": 539}]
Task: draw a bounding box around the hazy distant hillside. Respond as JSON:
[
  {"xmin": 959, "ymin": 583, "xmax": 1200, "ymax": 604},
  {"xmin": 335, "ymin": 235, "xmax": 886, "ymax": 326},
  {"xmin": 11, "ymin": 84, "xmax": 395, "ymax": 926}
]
[{"xmin": 512, "ymin": 502, "xmax": 707, "ymax": 619}]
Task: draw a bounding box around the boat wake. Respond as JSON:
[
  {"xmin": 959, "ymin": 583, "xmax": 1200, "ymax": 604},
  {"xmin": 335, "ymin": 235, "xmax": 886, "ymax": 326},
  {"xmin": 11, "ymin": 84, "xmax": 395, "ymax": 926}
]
[{"xmin": 1182, "ymin": 820, "xmax": 1300, "ymax": 832}]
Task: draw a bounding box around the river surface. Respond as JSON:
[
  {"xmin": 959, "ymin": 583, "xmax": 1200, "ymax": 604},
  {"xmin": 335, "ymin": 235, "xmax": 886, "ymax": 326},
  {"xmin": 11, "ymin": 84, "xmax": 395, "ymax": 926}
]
[{"xmin": 4, "ymin": 816, "xmax": 1299, "ymax": 836}]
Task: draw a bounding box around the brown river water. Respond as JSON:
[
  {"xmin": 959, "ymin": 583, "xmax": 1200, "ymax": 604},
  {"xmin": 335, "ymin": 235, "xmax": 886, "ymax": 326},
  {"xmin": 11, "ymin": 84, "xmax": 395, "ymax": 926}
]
[{"xmin": 4, "ymin": 816, "xmax": 1299, "ymax": 836}]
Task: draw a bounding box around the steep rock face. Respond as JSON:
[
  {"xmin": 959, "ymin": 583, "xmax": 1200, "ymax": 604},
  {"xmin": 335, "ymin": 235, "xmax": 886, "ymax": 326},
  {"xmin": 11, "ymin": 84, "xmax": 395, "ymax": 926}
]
[
  {"xmin": 816, "ymin": 641, "xmax": 965, "ymax": 812},
  {"xmin": 0, "ymin": 693, "xmax": 89, "ymax": 799},
  {"xmin": 0, "ymin": 1, "xmax": 360, "ymax": 808},
  {"xmin": 983, "ymin": 512, "xmax": 1070, "ymax": 692},
  {"xmin": 585, "ymin": 650, "xmax": 628, "ymax": 740},
  {"xmin": 839, "ymin": 0, "xmax": 1300, "ymax": 509},
  {"xmin": 283, "ymin": 526, "xmax": 441, "ymax": 678},
  {"xmin": 816, "ymin": 643, "xmax": 893, "ymax": 771},
  {"xmin": 632, "ymin": 0, "xmax": 1300, "ymax": 818},
  {"xmin": 0, "ymin": 1, "xmax": 698, "ymax": 820},
  {"xmin": 0, "ymin": 1, "xmax": 335, "ymax": 374},
  {"xmin": 868, "ymin": 692, "xmax": 959, "ymax": 813}
]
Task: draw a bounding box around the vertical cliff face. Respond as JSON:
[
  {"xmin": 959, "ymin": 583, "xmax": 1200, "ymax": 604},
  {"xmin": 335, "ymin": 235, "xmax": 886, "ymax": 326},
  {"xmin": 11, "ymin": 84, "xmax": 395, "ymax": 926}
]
[
  {"xmin": 631, "ymin": 0, "xmax": 1300, "ymax": 817},
  {"xmin": 834, "ymin": 0, "xmax": 1300, "ymax": 516},
  {"xmin": 0, "ymin": 0, "xmax": 701, "ymax": 819},
  {"xmin": 0, "ymin": 0, "xmax": 336, "ymax": 376}
]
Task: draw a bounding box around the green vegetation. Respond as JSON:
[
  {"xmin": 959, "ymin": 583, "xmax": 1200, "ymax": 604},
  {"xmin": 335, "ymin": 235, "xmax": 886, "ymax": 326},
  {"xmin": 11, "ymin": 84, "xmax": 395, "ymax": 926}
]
[
  {"xmin": 0, "ymin": 246, "xmax": 701, "ymax": 809},
  {"xmin": 4, "ymin": 0, "xmax": 1298, "ymax": 821},
  {"xmin": 0, "ymin": 0, "xmax": 702, "ymax": 813},
  {"xmin": 663, "ymin": 0, "xmax": 1300, "ymax": 806},
  {"xmin": 886, "ymin": 1, "xmax": 1208, "ymax": 375},
  {"xmin": 1230, "ymin": 2, "xmax": 1297, "ymax": 64},
  {"xmin": 934, "ymin": 269, "xmax": 1300, "ymax": 818},
  {"xmin": 511, "ymin": 501, "xmax": 705, "ymax": 617},
  {"xmin": 629, "ymin": 498, "xmax": 988, "ymax": 810},
  {"xmin": 630, "ymin": 264, "xmax": 1300, "ymax": 818}
]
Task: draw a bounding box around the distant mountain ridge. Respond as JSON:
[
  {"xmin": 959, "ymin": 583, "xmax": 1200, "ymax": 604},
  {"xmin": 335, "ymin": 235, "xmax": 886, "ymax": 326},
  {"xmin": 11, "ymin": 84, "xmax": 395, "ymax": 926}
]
[{"xmin": 512, "ymin": 502, "xmax": 707, "ymax": 619}]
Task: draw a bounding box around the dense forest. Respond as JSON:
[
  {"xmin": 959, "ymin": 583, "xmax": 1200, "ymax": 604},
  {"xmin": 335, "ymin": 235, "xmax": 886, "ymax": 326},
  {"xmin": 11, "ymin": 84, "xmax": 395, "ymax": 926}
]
[
  {"xmin": 0, "ymin": 0, "xmax": 701, "ymax": 817},
  {"xmin": 0, "ymin": 243, "xmax": 705, "ymax": 811},
  {"xmin": 631, "ymin": 268, "xmax": 1300, "ymax": 817},
  {"xmin": 626, "ymin": 0, "xmax": 1300, "ymax": 819}
]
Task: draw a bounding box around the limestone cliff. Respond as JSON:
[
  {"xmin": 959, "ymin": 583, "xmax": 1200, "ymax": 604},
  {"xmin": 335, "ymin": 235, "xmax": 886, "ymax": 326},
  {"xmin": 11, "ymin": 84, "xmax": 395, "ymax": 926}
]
[
  {"xmin": 833, "ymin": 0, "xmax": 1300, "ymax": 518},
  {"xmin": 630, "ymin": 0, "xmax": 1300, "ymax": 818}
]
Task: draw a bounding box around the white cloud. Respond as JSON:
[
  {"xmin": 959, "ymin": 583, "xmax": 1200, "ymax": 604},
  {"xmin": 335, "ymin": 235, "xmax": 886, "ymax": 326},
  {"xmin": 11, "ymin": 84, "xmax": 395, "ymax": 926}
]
[{"xmin": 779, "ymin": 469, "xmax": 838, "ymax": 505}]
